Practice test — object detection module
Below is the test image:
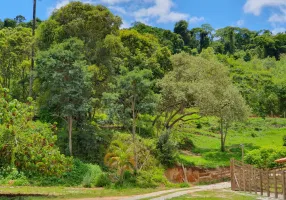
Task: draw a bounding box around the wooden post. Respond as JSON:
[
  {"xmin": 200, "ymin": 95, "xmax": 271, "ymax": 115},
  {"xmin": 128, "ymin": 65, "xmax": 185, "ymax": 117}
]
[
  {"xmin": 274, "ymin": 170, "xmax": 278, "ymax": 199},
  {"xmin": 283, "ymin": 171, "xmax": 286, "ymax": 200},
  {"xmin": 245, "ymin": 164, "xmax": 246, "ymax": 192},
  {"xmin": 230, "ymin": 158, "xmax": 235, "ymax": 190},
  {"xmin": 254, "ymin": 169, "xmax": 257, "ymax": 195},
  {"xmin": 267, "ymin": 170, "xmax": 270, "ymax": 197},
  {"xmin": 260, "ymin": 170, "xmax": 263, "ymax": 196},
  {"xmin": 249, "ymin": 166, "xmax": 253, "ymax": 193}
]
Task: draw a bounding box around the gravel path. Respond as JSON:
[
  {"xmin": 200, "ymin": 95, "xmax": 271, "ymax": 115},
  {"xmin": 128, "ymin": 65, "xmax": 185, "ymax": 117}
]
[
  {"xmin": 74, "ymin": 182, "xmax": 231, "ymax": 200},
  {"xmin": 150, "ymin": 182, "xmax": 230, "ymax": 200}
]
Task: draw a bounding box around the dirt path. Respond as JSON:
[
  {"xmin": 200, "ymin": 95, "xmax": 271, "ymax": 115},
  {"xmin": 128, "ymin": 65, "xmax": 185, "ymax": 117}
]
[
  {"xmin": 77, "ymin": 182, "xmax": 231, "ymax": 200},
  {"xmin": 150, "ymin": 182, "xmax": 230, "ymax": 200}
]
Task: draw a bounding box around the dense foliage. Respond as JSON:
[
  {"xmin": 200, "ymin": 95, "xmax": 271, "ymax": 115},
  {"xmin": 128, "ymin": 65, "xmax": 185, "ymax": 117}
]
[{"xmin": 0, "ymin": 1, "xmax": 285, "ymax": 188}]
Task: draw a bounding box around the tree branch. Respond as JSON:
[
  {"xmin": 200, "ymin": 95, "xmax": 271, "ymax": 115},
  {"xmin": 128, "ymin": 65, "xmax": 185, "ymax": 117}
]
[{"xmin": 169, "ymin": 112, "xmax": 199, "ymax": 129}]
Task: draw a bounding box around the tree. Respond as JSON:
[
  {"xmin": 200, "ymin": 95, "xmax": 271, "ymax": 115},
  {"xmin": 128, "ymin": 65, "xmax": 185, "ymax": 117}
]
[
  {"xmin": 0, "ymin": 20, "xmax": 3, "ymax": 29},
  {"xmin": 132, "ymin": 22, "xmax": 184, "ymax": 54},
  {"xmin": 0, "ymin": 88, "xmax": 71, "ymax": 176},
  {"xmin": 29, "ymin": 0, "xmax": 37, "ymax": 97},
  {"xmin": 36, "ymin": 2, "xmax": 122, "ymax": 121},
  {"xmin": 0, "ymin": 27, "xmax": 32, "ymax": 100},
  {"xmin": 199, "ymin": 85, "xmax": 250, "ymax": 152},
  {"xmin": 14, "ymin": 15, "xmax": 26, "ymax": 24},
  {"xmin": 103, "ymin": 67, "xmax": 158, "ymax": 170},
  {"xmin": 158, "ymin": 52, "xmax": 249, "ymax": 151},
  {"xmin": 119, "ymin": 29, "xmax": 172, "ymax": 79},
  {"xmin": 3, "ymin": 18, "xmax": 16, "ymax": 28},
  {"xmin": 174, "ymin": 20, "xmax": 190, "ymax": 46},
  {"xmin": 157, "ymin": 52, "xmax": 230, "ymax": 131},
  {"xmin": 36, "ymin": 38, "xmax": 90, "ymax": 156},
  {"xmin": 104, "ymin": 139, "xmax": 135, "ymax": 182}
]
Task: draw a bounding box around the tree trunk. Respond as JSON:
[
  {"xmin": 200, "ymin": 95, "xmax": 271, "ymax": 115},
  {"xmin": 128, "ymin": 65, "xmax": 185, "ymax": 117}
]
[
  {"xmin": 68, "ymin": 116, "xmax": 73, "ymax": 156},
  {"xmin": 220, "ymin": 118, "xmax": 225, "ymax": 152},
  {"xmin": 131, "ymin": 96, "xmax": 138, "ymax": 171},
  {"xmin": 29, "ymin": 0, "xmax": 36, "ymax": 97}
]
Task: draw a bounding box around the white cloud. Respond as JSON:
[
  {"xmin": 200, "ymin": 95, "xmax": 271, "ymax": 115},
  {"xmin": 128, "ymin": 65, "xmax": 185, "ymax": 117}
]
[
  {"xmin": 269, "ymin": 13, "xmax": 286, "ymax": 23},
  {"xmin": 268, "ymin": 8, "xmax": 286, "ymax": 23},
  {"xmin": 243, "ymin": 0, "xmax": 286, "ymax": 16},
  {"xmin": 100, "ymin": 0, "xmax": 131, "ymax": 5},
  {"xmin": 134, "ymin": 0, "xmax": 189, "ymax": 23},
  {"xmin": 189, "ymin": 17, "xmax": 205, "ymax": 24},
  {"xmin": 236, "ymin": 19, "xmax": 244, "ymax": 27},
  {"xmin": 272, "ymin": 27, "xmax": 286, "ymax": 35}
]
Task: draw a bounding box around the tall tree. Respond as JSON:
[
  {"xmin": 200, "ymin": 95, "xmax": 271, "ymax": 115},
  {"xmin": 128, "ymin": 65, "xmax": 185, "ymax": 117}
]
[
  {"xmin": 29, "ymin": 0, "xmax": 37, "ymax": 97},
  {"xmin": 103, "ymin": 67, "xmax": 158, "ymax": 170},
  {"xmin": 36, "ymin": 38, "xmax": 90, "ymax": 156},
  {"xmin": 174, "ymin": 20, "xmax": 190, "ymax": 46}
]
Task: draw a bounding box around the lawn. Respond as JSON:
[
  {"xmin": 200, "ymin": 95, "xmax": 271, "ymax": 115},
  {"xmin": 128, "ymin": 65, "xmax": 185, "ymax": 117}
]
[
  {"xmin": 176, "ymin": 117, "xmax": 286, "ymax": 168},
  {"xmin": 0, "ymin": 186, "xmax": 165, "ymax": 199},
  {"xmin": 170, "ymin": 189, "xmax": 258, "ymax": 200}
]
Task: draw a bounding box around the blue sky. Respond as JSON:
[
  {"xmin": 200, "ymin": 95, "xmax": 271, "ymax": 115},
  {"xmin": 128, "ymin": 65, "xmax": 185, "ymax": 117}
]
[{"xmin": 0, "ymin": 0, "xmax": 285, "ymax": 34}]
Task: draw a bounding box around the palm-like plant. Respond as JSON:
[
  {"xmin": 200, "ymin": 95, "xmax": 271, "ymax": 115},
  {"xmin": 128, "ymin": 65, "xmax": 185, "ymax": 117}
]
[{"xmin": 104, "ymin": 140, "xmax": 135, "ymax": 182}]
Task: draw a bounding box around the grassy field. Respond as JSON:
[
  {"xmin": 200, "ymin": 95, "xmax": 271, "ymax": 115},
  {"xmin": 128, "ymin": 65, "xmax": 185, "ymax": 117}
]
[
  {"xmin": 170, "ymin": 189, "xmax": 258, "ymax": 200},
  {"xmin": 0, "ymin": 186, "xmax": 165, "ymax": 199},
  {"xmin": 176, "ymin": 117, "xmax": 286, "ymax": 168}
]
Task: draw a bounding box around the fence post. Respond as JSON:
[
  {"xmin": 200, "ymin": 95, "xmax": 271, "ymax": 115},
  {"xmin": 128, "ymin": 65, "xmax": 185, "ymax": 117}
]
[
  {"xmin": 274, "ymin": 170, "xmax": 278, "ymax": 199},
  {"xmin": 254, "ymin": 169, "xmax": 257, "ymax": 195},
  {"xmin": 243, "ymin": 164, "xmax": 246, "ymax": 192},
  {"xmin": 249, "ymin": 166, "xmax": 252, "ymax": 193},
  {"xmin": 230, "ymin": 158, "xmax": 234, "ymax": 190},
  {"xmin": 283, "ymin": 171, "xmax": 286, "ymax": 200},
  {"xmin": 267, "ymin": 170, "xmax": 270, "ymax": 197},
  {"xmin": 260, "ymin": 170, "xmax": 263, "ymax": 196}
]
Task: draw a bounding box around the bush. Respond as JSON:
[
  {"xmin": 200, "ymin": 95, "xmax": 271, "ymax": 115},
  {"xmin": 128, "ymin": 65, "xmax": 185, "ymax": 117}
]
[
  {"xmin": 244, "ymin": 147, "xmax": 286, "ymax": 168},
  {"xmin": 0, "ymin": 168, "xmax": 29, "ymax": 186},
  {"xmin": 28, "ymin": 159, "xmax": 106, "ymax": 187},
  {"xmin": 96, "ymin": 173, "xmax": 111, "ymax": 187},
  {"xmin": 136, "ymin": 167, "xmax": 168, "ymax": 188},
  {"xmin": 283, "ymin": 135, "xmax": 286, "ymax": 146},
  {"xmin": 156, "ymin": 133, "xmax": 178, "ymax": 167},
  {"xmin": 82, "ymin": 164, "xmax": 103, "ymax": 188},
  {"xmin": 178, "ymin": 137, "xmax": 195, "ymax": 150}
]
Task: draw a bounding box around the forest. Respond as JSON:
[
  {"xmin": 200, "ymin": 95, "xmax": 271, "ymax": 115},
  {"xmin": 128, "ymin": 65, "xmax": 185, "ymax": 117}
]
[{"xmin": 0, "ymin": 1, "xmax": 286, "ymax": 195}]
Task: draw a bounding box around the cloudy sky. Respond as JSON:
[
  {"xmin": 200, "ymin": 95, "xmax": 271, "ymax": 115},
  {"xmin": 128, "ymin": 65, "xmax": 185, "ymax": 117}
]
[{"xmin": 1, "ymin": 0, "xmax": 285, "ymax": 33}]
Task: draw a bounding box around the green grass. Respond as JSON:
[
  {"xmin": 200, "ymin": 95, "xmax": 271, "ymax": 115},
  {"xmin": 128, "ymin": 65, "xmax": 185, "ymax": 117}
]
[
  {"xmin": 170, "ymin": 189, "xmax": 257, "ymax": 200},
  {"xmin": 0, "ymin": 186, "xmax": 165, "ymax": 199},
  {"xmin": 175, "ymin": 117, "xmax": 286, "ymax": 168}
]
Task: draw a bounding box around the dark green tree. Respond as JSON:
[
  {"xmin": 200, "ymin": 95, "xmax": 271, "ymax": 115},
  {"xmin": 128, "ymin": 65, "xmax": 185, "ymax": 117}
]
[{"xmin": 36, "ymin": 38, "xmax": 91, "ymax": 156}]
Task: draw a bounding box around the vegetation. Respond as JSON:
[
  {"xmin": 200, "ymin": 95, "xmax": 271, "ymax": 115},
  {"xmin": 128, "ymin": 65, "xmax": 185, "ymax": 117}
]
[{"xmin": 0, "ymin": 1, "xmax": 286, "ymax": 196}]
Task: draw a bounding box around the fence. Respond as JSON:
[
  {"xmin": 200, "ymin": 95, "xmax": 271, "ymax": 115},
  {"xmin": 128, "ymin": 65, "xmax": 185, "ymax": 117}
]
[{"xmin": 230, "ymin": 158, "xmax": 286, "ymax": 199}]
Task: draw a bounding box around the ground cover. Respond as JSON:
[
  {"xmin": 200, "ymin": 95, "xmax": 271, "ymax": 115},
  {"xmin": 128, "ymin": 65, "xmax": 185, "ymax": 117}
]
[{"xmin": 176, "ymin": 117, "xmax": 286, "ymax": 168}]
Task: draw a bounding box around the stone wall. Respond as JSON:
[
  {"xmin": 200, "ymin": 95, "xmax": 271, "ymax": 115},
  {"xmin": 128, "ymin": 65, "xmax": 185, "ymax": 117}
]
[{"xmin": 165, "ymin": 166, "xmax": 230, "ymax": 183}]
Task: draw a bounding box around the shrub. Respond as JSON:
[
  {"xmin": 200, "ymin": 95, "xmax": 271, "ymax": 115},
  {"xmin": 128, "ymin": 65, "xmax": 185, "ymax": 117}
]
[
  {"xmin": 82, "ymin": 164, "xmax": 103, "ymax": 188},
  {"xmin": 0, "ymin": 168, "xmax": 29, "ymax": 186},
  {"xmin": 178, "ymin": 137, "xmax": 195, "ymax": 150},
  {"xmin": 244, "ymin": 147, "xmax": 286, "ymax": 168},
  {"xmin": 136, "ymin": 167, "xmax": 168, "ymax": 188},
  {"xmin": 96, "ymin": 173, "xmax": 111, "ymax": 187},
  {"xmin": 29, "ymin": 159, "xmax": 105, "ymax": 187},
  {"xmin": 156, "ymin": 133, "xmax": 177, "ymax": 167},
  {"xmin": 283, "ymin": 135, "xmax": 286, "ymax": 146}
]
